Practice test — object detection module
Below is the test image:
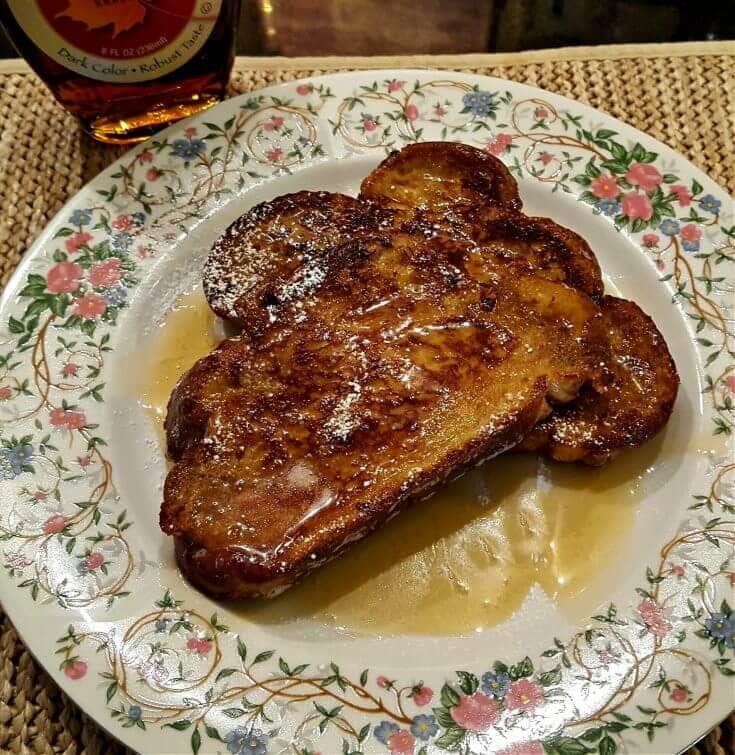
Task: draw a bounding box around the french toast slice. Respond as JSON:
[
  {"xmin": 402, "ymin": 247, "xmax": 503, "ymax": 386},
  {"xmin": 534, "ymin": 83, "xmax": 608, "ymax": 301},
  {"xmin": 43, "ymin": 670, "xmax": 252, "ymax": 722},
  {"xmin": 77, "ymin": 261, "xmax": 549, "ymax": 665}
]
[
  {"xmin": 359, "ymin": 141, "xmax": 522, "ymax": 212},
  {"xmin": 204, "ymin": 191, "xmax": 393, "ymax": 325},
  {"xmin": 358, "ymin": 143, "xmax": 603, "ymax": 300},
  {"xmin": 163, "ymin": 217, "xmax": 604, "ymax": 598},
  {"xmin": 518, "ymin": 296, "xmax": 679, "ymax": 465}
]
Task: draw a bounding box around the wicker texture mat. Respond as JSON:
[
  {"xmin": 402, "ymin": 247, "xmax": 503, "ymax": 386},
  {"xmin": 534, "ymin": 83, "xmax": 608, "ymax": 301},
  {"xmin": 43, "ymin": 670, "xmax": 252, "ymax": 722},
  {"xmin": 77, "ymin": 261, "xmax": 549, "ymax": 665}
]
[{"xmin": 0, "ymin": 42, "xmax": 733, "ymax": 754}]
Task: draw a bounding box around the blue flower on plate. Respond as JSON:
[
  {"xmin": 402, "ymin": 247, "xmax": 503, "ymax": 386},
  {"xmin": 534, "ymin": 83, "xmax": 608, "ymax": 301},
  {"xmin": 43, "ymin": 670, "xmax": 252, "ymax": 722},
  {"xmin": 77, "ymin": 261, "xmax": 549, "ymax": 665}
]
[
  {"xmin": 462, "ymin": 90, "xmax": 495, "ymax": 117},
  {"xmin": 6, "ymin": 444, "xmax": 33, "ymax": 475},
  {"xmin": 659, "ymin": 219, "xmax": 680, "ymax": 236},
  {"xmin": 131, "ymin": 211, "xmax": 146, "ymax": 228},
  {"xmin": 171, "ymin": 137, "xmax": 207, "ymax": 160},
  {"xmin": 69, "ymin": 209, "xmax": 92, "ymax": 227},
  {"xmin": 682, "ymin": 239, "xmax": 700, "ymax": 253},
  {"xmin": 705, "ymin": 613, "xmax": 735, "ymax": 648},
  {"xmin": 224, "ymin": 727, "xmax": 268, "ymax": 755},
  {"xmin": 481, "ymin": 670, "xmax": 511, "ymax": 698},
  {"xmin": 128, "ymin": 705, "xmax": 142, "ymax": 721},
  {"xmin": 0, "ymin": 444, "xmax": 33, "ymax": 478},
  {"xmin": 104, "ymin": 284, "xmax": 128, "ymax": 308},
  {"xmin": 698, "ymin": 194, "xmax": 721, "ymax": 214},
  {"xmin": 597, "ymin": 198, "xmax": 621, "ymax": 217},
  {"xmin": 411, "ymin": 714, "xmax": 439, "ymax": 740},
  {"xmin": 112, "ymin": 232, "xmax": 133, "ymax": 252},
  {"xmin": 374, "ymin": 721, "xmax": 400, "ymax": 744},
  {"xmin": 154, "ymin": 618, "xmax": 169, "ymax": 632}
]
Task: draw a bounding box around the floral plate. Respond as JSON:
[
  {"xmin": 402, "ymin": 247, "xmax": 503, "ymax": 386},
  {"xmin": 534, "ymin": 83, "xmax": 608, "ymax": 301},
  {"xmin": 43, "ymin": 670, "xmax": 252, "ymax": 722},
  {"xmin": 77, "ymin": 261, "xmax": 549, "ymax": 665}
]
[{"xmin": 0, "ymin": 71, "xmax": 733, "ymax": 755}]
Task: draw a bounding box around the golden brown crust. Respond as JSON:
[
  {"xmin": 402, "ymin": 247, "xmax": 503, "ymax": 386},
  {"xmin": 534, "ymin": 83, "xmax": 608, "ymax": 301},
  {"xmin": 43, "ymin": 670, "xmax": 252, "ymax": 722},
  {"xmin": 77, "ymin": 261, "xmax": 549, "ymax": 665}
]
[
  {"xmin": 163, "ymin": 143, "xmax": 679, "ymax": 600},
  {"xmin": 203, "ymin": 191, "xmax": 395, "ymax": 326},
  {"xmin": 163, "ymin": 207, "xmax": 603, "ymax": 598},
  {"xmin": 518, "ymin": 296, "xmax": 679, "ymax": 465},
  {"xmin": 360, "ymin": 141, "xmax": 522, "ymax": 212},
  {"xmin": 169, "ymin": 380, "xmax": 548, "ymax": 599},
  {"xmin": 463, "ymin": 210, "xmax": 603, "ymax": 301}
]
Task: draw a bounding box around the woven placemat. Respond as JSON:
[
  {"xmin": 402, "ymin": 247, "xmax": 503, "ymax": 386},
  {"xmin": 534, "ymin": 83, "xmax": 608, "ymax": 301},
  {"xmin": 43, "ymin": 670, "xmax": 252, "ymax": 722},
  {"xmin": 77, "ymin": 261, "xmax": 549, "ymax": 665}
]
[{"xmin": 0, "ymin": 42, "xmax": 733, "ymax": 754}]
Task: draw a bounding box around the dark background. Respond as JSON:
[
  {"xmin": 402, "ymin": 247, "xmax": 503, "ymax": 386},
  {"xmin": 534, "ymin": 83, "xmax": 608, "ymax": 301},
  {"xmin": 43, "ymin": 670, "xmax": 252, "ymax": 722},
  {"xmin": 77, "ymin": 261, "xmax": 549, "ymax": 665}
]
[{"xmin": 0, "ymin": 0, "xmax": 734, "ymax": 58}]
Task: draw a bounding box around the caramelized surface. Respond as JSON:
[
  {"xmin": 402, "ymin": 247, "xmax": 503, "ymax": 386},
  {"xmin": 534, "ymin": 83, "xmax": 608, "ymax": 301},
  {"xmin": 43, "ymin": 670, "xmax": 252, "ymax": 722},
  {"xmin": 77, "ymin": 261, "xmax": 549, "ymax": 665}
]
[
  {"xmin": 520, "ymin": 296, "xmax": 679, "ymax": 465},
  {"xmin": 163, "ymin": 211, "xmax": 602, "ymax": 598},
  {"xmin": 359, "ymin": 141, "xmax": 522, "ymax": 212},
  {"xmin": 163, "ymin": 143, "xmax": 678, "ymax": 601}
]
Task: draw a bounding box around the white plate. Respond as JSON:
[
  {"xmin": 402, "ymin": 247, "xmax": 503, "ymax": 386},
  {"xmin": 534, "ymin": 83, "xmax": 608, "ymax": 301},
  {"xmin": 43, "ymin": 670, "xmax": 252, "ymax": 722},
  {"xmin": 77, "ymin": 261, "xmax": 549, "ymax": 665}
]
[{"xmin": 0, "ymin": 70, "xmax": 733, "ymax": 755}]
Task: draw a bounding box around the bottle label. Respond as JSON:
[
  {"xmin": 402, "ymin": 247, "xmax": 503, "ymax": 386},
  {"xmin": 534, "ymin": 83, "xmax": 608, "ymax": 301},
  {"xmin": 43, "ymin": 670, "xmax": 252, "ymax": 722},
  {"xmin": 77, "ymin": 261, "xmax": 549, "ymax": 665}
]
[{"xmin": 6, "ymin": 0, "xmax": 223, "ymax": 83}]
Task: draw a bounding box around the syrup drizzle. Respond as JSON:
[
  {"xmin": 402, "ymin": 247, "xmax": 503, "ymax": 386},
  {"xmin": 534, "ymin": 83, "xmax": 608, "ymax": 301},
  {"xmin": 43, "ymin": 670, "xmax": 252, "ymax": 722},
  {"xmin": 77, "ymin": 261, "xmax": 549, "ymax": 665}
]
[{"xmin": 138, "ymin": 290, "xmax": 660, "ymax": 637}]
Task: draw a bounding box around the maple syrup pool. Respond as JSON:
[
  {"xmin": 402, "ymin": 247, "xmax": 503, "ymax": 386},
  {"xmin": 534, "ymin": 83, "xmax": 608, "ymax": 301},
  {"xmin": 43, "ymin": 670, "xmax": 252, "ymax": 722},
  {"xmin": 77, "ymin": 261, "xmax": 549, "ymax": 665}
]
[{"xmin": 138, "ymin": 289, "xmax": 668, "ymax": 637}]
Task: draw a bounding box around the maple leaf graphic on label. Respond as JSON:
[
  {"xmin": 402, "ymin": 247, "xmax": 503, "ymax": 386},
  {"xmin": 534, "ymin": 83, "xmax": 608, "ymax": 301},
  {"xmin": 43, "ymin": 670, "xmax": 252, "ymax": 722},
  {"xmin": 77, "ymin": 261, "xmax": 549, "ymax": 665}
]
[{"xmin": 56, "ymin": 0, "xmax": 148, "ymax": 37}]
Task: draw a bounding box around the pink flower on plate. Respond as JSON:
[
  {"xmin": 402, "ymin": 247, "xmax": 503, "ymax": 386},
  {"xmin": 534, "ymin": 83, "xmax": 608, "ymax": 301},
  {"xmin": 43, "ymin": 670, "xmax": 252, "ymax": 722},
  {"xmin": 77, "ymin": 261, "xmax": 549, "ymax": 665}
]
[
  {"xmin": 670, "ymin": 564, "xmax": 685, "ymax": 578},
  {"xmin": 85, "ymin": 551, "xmax": 105, "ymax": 570},
  {"xmin": 486, "ymin": 133, "xmax": 513, "ymax": 156},
  {"xmin": 622, "ymin": 191, "xmax": 653, "ymax": 221},
  {"xmin": 42, "ymin": 514, "xmax": 67, "ymax": 534},
  {"xmin": 670, "ymin": 184, "xmax": 692, "ymax": 206},
  {"xmin": 656, "ymin": 259, "xmax": 666, "ymax": 271},
  {"xmin": 388, "ymin": 79, "xmax": 405, "ymax": 92},
  {"xmin": 62, "ymin": 362, "xmax": 79, "ymax": 377},
  {"xmin": 671, "ymin": 686, "xmax": 688, "ymax": 703},
  {"xmin": 73, "ymin": 294, "xmax": 107, "ymax": 320},
  {"xmin": 388, "ymin": 730, "xmax": 415, "ymax": 755},
  {"xmin": 404, "ymin": 104, "xmax": 419, "ymax": 122},
  {"xmin": 187, "ymin": 637, "xmax": 212, "ymax": 655},
  {"xmin": 625, "ymin": 162, "xmax": 663, "ymax": 191},
  {"xmin": 729, "ymin": 572, "xmax": 735, "ymax": 585},
  {"xmin": 185, "ymin": 126, "xmax": 197, "ymax": 138},
  {"xmin": 411, "ymin": 685, "xmax": 433, "ymax": 706},
  {"xmin": 538, "ymin": 151, "xmax": 553, "ymax": 165},
  {"xmin": 263, "ymin": 115, "xmax": 285, "ymax": 132},
  {"xmin": 138, "ymin": 149, "xmax": 153, "ymax": 163},
  {"xmin": 0, "ymin": 386, "xmax": 12, "ymax": 400},
  {"xmin": 642, "ymin": 233, "xmax": 660, "ymax": 247},
  {"xmin": 376, "ymin": 675, "xmax": 391, "ymax": 689},
  {"xmin": 50, "ymin": 408, "xmax": 86, "ymax": 430},
  {"xmin": 137, "ymin": 244, "xmax": 152, "ymax": 259},
  {"xmin": 65, "ymin": 231, "xmax": 93, "ymax": 254},
  {"xmin": 506, "ymin": 679, "xmax": 545, "ymax": 711},
  {"xmin": 680, "ymin": 223, "xmax": 701, "ymax": 242},
  {"xmin": 112, "ymin": 214, "xmax": 133, "ymax": 232},
  {"xmin": 434, "ymin": 105, "xmax": 447, "ymax": 118},
  {"xmin": 46, "ymin": 261, "xmax": 83, "ymax": 294},
  {"xmin": 725, "ymin": 375, "xmax": 735, "ymax": 394},
  {"xmin": 591, "ymin": 174, "xmax": 620, "ymax": 199},
  {"xmin": 534, "ymin": 106, "xmax": 549, "ymax": 120},
  {"xmin": 363, "ymin": 118, "xmax": 377, "ymax": 132},
  {"xmin": 65, "ymin": 411, "xmax": 86, "ymax": 430},
  {"xmin": 89, "ymin": 258, "xmax": 122, "ymax": 288},
  {"xmin": 49, "ymin": 407, "xmax": 67, "ymax": 426},
  {"xmin": 78, "ymin": 455, "xmax": 92, "ymax": 468},
  {"xmin": 146, "ymin": 168, "xmax": 160, "ymax": 181},
  {"xmin": 497, "ymin": 742, "xmax": 545, "ymax": 755},
  {"xmin": 266, "ymin": 147, "xmax": 283, "ymax": 163},
  {"xmin": 296, "ymin": 83, "xmax": 312, "ymax": 96},
  {"xmin": 32, "ymin": 490, "xmax": 48, "ymax": 501},
  {"xmin": 64, "ymin": 660, "xmax": 87, "ymax": 680},
  {"xmin": 450, "ymin": 692, "xmax": 499, "ymax": 732},
  {"xmin": 638, "ymin": 599, "xmax": 673, "ymax": 638}
]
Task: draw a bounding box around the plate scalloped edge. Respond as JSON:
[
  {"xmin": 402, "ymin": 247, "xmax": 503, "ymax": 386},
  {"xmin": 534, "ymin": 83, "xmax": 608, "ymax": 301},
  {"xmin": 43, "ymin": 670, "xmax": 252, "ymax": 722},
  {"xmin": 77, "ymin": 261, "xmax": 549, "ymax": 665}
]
[{"xmin": 0, "ymin": 70, "xmax": 732, "ymax": 755}]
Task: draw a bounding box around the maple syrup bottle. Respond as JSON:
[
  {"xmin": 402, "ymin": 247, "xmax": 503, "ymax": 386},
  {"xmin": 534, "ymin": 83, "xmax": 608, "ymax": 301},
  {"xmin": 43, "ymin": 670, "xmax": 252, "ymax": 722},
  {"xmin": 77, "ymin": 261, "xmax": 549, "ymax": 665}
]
[{"xmin": 0, "ymin": 1, "xmax": 241, "ymax": 144}]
